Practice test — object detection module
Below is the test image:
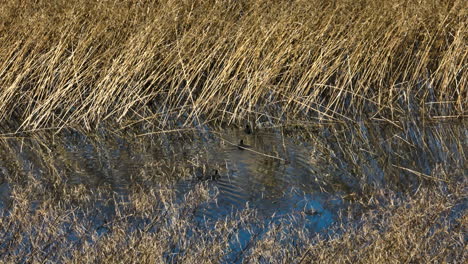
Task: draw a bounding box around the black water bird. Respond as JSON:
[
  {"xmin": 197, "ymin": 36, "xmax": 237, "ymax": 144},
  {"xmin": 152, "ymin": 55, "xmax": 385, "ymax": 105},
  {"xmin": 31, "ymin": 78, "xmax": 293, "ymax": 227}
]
[
  {"xmin": 244, "ymin": 120, "xmax": 256, "ymax": 134},
  {"xmin": 244, "ymin": 124, "xmax": 252, "ymax": 134},
  {"xmin": 237, "ymin": 139, "xmax": 251, "ymax": 150},
  {"xmin": 210, "ymin": 169, "xmax": 220, "ymax": 181},
  {"xmin": 195, "ymin": 167, "xmax": 220, "ymax": 181},
  {"xmin": 194, "ymin": 167, "xmax": 205, "ymax": 181}
]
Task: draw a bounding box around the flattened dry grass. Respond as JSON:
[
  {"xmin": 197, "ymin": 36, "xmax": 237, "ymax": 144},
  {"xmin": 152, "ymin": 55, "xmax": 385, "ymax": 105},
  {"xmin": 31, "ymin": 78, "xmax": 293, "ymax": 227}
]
[
  {"xmin": 0, "ymin": 0, "xmax": 466, "ymax": 131},
  {"xmin": 0, "ymin": 168, "xmax": 465, "ymax": 263},
  {"xmin": 303, "ymin": 183, "xmax": 467, "ymax": 263},
  {"xmin": 0, "ymin": 124, "xmax": 465, "ymax": 263}
]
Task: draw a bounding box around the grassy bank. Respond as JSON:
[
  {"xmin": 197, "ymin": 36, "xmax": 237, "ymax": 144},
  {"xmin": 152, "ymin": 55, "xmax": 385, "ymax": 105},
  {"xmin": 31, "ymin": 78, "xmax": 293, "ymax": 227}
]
[{"xmin": 0, "ymin": 0, "xmax": 466, "ymax": 132}]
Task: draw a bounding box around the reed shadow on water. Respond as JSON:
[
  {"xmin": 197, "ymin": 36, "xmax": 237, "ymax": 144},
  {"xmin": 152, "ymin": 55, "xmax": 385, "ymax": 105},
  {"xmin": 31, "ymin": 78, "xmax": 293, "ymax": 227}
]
[{"xmin": 0, "ymin": 119, "xmax": 465, "ymax": 262}]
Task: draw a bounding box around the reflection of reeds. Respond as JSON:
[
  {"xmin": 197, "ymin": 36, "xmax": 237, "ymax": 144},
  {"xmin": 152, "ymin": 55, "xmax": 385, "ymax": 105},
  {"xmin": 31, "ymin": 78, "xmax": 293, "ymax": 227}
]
[
  {"xmin": 0, "ymin": 122, "xmax": 465, "ymax": 262},
  {"xmin": 0, "ymin": 120, "xmax": 465, "ymax": 197},
  {"xmin": 0, "ymin": 0, "xmax": 466, "ymax": 259},
  {"xmin": 0, "ymin": 169, "xmax": 465, "ymax": 263},
  {"xmin": 285, "ymin": 121, "xmax": 466, "ymax": 194},
  {"xmin": 0, "ymin": 0, "xmax": 466, "ymax": 131}
]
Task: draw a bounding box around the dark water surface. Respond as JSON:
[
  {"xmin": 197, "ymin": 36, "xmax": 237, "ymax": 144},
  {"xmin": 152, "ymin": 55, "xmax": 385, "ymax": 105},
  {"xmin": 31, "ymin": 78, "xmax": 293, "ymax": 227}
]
[
  {"xmin": 0, "ymin": 126, "xmax": 345, "ymax": 229},
  {"xmin": 0, "ymin": 120, "xmax": 466, "ymax": 260}
]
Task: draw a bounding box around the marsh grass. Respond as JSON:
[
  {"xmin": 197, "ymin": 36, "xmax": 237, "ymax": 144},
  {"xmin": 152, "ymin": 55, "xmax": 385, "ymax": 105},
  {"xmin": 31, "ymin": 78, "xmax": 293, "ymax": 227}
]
[
  {"xmin": 0, "ymin": 0, "xmax": 466, "ymax": 262},
  {"xmin": 302, "ymin": 181, "xmax": 467, "ymax": 263},
  {"xmin": 0, "ymin": 163, "xmax": 465, "ymax": 263},
  {"xmin": 0, "ymin": 0, "xmax": 466, "ymax": 132},
  {"xmin": 0, "ymin": 122, "xmax": 465, "ymax": 262}
]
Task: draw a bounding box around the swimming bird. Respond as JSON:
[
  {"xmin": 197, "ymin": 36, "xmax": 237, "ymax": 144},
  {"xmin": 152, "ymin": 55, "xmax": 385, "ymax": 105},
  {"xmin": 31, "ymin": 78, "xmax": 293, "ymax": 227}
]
[
  {"xmin": 194, "ymin": 167, "xmax": 205, "ymax": 181},
  {"xmin": 194, "ymin": 167, "xmax": 220, "ymax": 181},
  {"xmin": 244, "ymin": 124, "xmax": 252, "ymax": 134},
  {"xmin": 210, "ymin": 169, "xmax": 220, "ymax": 181},
  {"xmin": 244, "ymin": 120, "xmax": 256, "ymax": 134},
  {"xmin": 237, "ymin": 139, "xmax": 251, "ymax": 150}
]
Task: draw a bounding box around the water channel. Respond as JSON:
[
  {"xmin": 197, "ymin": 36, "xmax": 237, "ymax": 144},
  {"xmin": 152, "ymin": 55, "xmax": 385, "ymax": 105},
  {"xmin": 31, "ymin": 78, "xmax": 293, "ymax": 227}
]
[{"xmin": 0, "ymin": 120, "xmax": 466, "ymax": 261}]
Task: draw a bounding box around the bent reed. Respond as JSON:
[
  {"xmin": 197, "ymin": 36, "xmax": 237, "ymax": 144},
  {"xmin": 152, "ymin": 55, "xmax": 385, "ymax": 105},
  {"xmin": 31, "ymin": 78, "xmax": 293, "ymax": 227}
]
[
  {"xmin": 0, "ymin": 0, "xmax": 466, "ymax": 132},
  {"xmin": 0, "ymin": 1, "xmax": 466, "ymax": 263},
  {"xmin": 0, "ymin": 165, "xmax": 465, "ymax": 263}
]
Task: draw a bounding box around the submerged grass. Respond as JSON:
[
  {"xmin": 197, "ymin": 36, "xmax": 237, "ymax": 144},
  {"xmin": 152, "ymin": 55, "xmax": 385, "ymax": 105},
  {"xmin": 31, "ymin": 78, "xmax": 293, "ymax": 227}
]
[
  {"xmin": 0, "ymin": 0, "xmax": 466, "ymax": 262},
  {"xmin": 0, "ymin": 122, "xmax": 465, "ymax": 262},
  {"xmin": 0, "ymin": 164, "xmax": 465, "ymax": 263},
  {"xmin": 0, "ymin": 0, "xmax": 466, "ymax": 132}
]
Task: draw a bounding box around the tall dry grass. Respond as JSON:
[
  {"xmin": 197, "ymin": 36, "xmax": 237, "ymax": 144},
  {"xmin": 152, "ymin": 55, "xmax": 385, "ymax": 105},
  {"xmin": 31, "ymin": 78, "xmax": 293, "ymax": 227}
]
[{"xmin": 0, "ymin": 0, "xmax": 466, "ymax": 132}]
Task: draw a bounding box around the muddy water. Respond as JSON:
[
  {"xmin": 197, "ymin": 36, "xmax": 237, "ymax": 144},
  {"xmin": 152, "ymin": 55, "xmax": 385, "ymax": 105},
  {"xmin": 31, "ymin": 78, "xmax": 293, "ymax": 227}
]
[{"xmin": 0, "ymin": 121, "xmax": 466, "ymax": 234}]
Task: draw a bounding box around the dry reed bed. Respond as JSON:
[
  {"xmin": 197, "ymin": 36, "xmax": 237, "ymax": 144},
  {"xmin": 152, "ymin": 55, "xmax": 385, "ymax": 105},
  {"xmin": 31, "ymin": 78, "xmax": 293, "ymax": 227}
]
[{"xmin": 0, "ymin": 0, "xmax": 466, "ymax": 132}]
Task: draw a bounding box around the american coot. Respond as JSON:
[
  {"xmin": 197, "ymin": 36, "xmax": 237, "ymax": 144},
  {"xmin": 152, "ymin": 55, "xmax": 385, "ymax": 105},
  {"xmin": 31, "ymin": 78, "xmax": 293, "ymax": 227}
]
[
  {"xmin": 195, "ymin": 167, "xmax": 220, "ymax": 181},
  {"xmin": 194, "ymin": 167, "xmax": 205, "ymax": 181},
  {"xmin": 210, "ymin": 169, "xmax": 220, "ymax": 180},
  {"xmin": 244, "ymin": 124, "xmax": 252, "ymax": 134},
  {"xmin": 244, "ymin": 119, "xmax": 256, "ymax": 134},
  {"xmin": 237, "ymin": 140, "xmax": 251, "ymax": 150}
]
